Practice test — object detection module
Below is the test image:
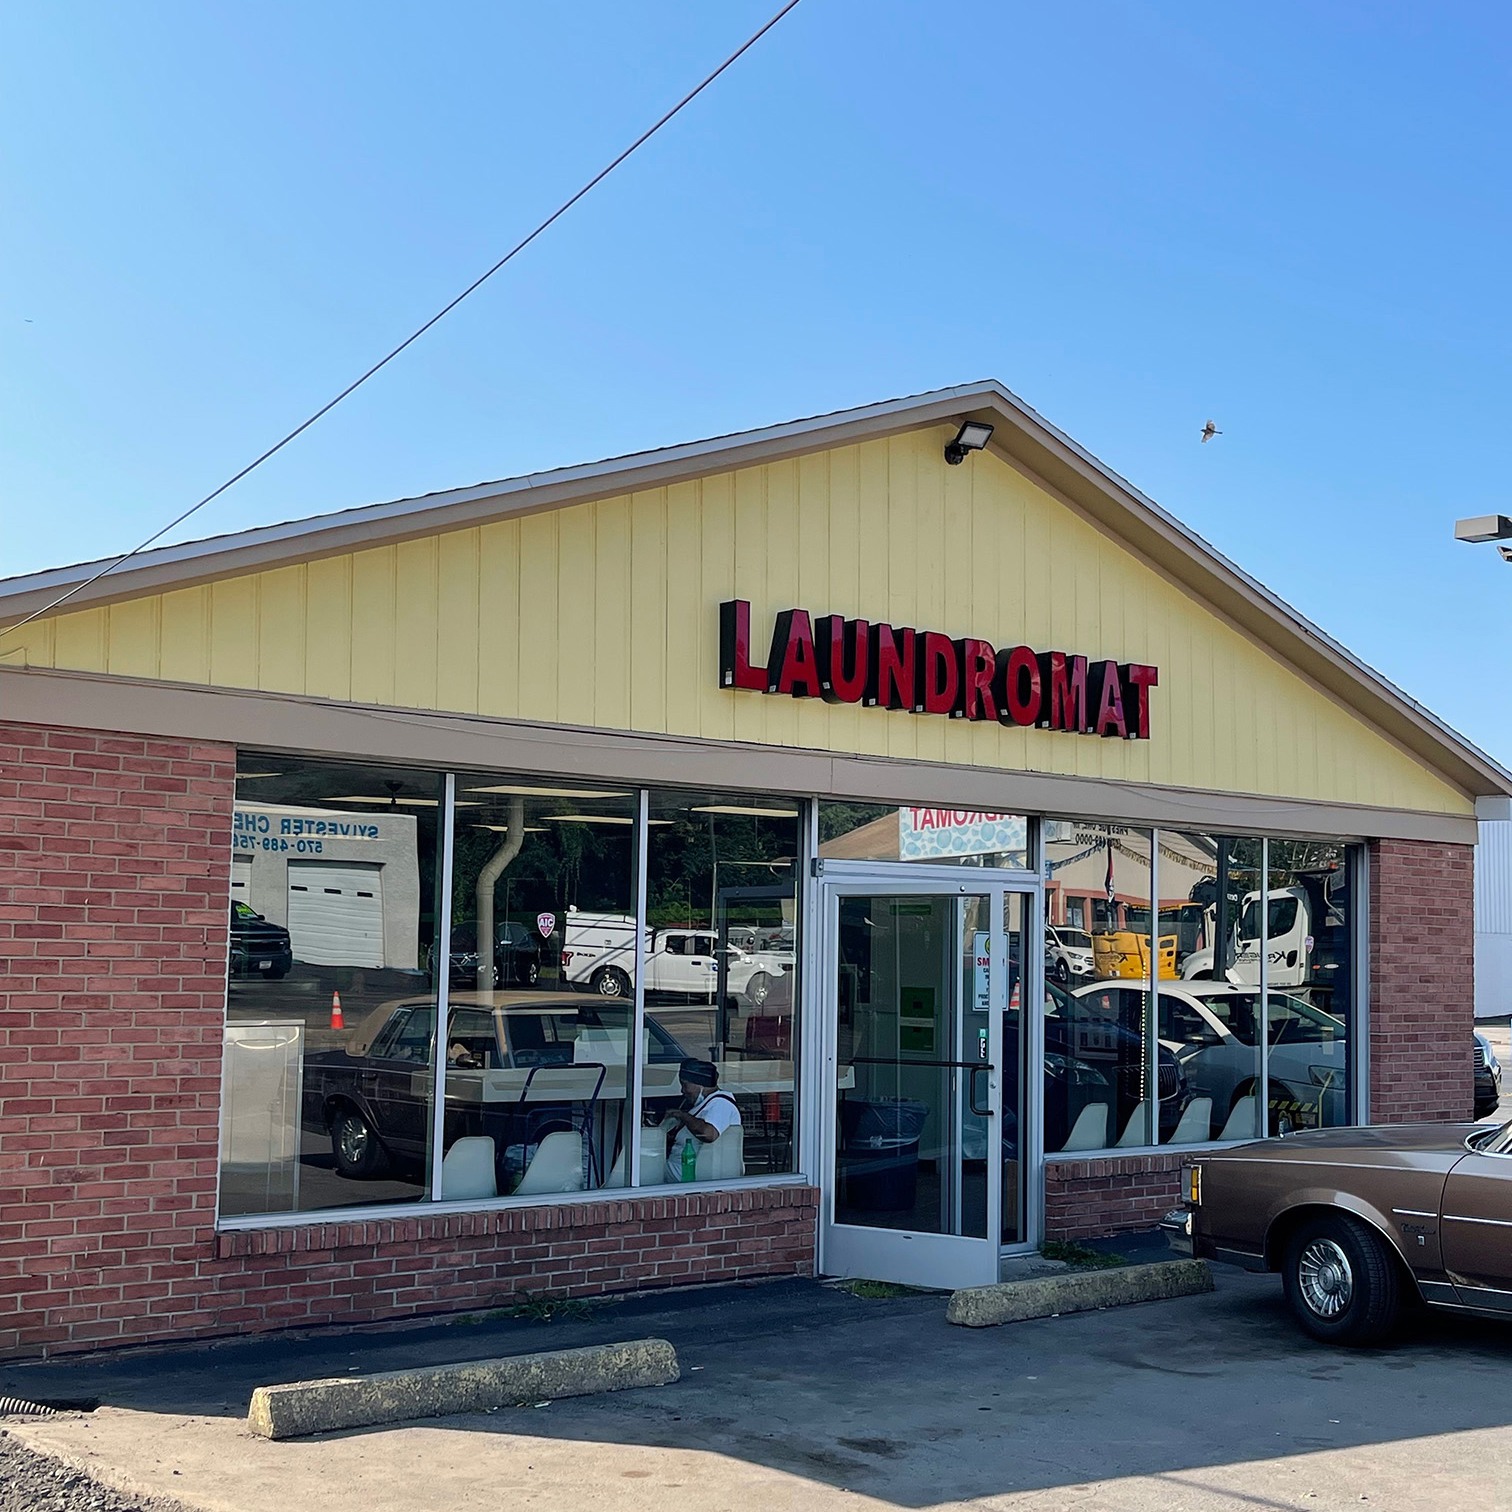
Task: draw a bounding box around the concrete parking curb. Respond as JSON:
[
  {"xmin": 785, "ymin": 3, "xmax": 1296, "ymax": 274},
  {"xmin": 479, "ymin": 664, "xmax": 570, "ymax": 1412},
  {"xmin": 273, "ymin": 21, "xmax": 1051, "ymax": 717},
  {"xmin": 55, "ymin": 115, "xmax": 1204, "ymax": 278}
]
[
  {"xmin": 246, "ymin": 1337, "xmax": 680, "ymax": 1440},
  {"xmin": 945, "ymin": 1259, "xmax": 1214, "ymax": 1328}
]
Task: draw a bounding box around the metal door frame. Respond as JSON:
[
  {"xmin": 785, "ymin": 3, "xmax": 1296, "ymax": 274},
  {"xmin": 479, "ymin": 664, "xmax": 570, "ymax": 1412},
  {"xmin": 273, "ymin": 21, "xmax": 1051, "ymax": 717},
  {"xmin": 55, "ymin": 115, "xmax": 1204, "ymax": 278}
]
[{"xmin": 812, "ymin": 865, "xmax": 1042, "ymax": 1288}]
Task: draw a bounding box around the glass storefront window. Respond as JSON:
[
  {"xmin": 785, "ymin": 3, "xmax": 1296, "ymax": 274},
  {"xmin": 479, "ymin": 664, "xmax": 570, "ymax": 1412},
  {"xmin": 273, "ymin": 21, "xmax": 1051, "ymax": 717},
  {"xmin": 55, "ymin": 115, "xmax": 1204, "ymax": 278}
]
[
  {"xmin": 1042, "ymin": 821, "xmax": 1162, "ymax": 1151},
  {"xmin": 640, "ymin": 791, "xmax": 802, "ymax": 1184},
  {"xmin": 818, "ymin": 803, "xmax": 1029, "ymax": 870},
  {"xmin": 1157, "ymin": 834, "xmax": 1265, "ymax": 1143},
  {"xmin": 220, "ymin": 759, "xmax": 445, "ymax": 1217},
  {"xmin": 447, "ymin": 775, "xmax": 639, "ymax": 1197},
  {"xmin": 1266, "ymin": 840, "xmax": 1353, "ymax": 1131}
]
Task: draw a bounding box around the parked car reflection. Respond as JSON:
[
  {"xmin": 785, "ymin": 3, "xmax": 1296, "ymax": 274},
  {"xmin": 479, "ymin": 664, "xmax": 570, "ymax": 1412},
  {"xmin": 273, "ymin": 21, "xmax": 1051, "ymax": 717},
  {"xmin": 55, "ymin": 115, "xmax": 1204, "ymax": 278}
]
[
  {"xmin": 301, "ymin": 993, "xmax": 689, "ymax": 1189},
  {"xmin": 427, "ymin": 921, "xmax": 545, "ymax": 989}
]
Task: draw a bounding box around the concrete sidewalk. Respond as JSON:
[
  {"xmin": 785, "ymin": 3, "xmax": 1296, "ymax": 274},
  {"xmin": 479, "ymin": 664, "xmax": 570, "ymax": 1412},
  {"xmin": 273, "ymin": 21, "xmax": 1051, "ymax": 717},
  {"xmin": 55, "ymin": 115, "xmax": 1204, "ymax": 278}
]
[{"xmin": 5, "ymin": 1266, "xmax": 1512, "ymax": 1512}]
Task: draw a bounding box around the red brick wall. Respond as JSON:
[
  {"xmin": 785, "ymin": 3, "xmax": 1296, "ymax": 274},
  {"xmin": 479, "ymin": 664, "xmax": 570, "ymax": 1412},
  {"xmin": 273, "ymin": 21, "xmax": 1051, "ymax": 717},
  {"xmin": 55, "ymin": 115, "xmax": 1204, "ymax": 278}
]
[
  {"xmin": 0, "ymin": 720, "xmax": 815, "ymax": 1360},
  {"xmin": 205, "ymin": 1188, "xmax": 816, "ymax": 1336},
  {"xmin": 1044, "ymin": 1153, "xmax": 1187, "ymax": 1241},
  {"xmin": 1369, "ymin": 838, "xmax": 1475, "ymax": 1123},
  {"xmin": 0, "ymin": 722, "xmax": 234, "ymax": 1359}
]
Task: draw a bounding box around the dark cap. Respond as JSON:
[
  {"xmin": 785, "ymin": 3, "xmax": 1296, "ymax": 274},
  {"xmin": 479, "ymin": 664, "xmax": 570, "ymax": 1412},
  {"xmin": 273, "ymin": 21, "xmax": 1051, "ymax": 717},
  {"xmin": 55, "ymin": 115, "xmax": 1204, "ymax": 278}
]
[{"xmin": 679, "ymin": 1058, "xmax": 719, "ymax": 1088}]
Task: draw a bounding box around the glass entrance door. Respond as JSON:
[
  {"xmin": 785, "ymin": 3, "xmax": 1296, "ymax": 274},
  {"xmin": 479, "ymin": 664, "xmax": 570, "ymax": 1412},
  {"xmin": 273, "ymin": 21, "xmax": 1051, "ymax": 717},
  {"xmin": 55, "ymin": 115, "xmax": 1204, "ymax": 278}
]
[{"xmin": 819, "ymin": 883, "xmax": 1027, "ymax": 1289}]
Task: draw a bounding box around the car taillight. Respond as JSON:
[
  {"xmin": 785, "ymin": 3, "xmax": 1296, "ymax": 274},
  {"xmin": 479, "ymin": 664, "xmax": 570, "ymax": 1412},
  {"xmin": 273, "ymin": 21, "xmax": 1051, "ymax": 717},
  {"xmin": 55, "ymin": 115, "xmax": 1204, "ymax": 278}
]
[{"xmin": 1187, "ymin": 1165, "xmax": 1202, "ymax": 1206}]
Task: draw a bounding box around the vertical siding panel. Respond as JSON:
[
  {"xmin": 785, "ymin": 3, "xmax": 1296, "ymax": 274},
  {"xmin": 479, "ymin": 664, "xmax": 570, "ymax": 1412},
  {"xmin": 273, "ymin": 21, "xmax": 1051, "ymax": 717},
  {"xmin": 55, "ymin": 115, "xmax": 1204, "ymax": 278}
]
[
  {"xmin": 660, "ymin": 480, "xmax": 699, "ymax": 738},
  {"xmin": 730, "ymin": 465, "xmax": 771, "ymax": 751},
  {"xmin": 52, "ymin": 607, "xmax": 107, "ymax": 674},
  {"xmin": 348, "ymin": 546, "xmax": 396, "ymax": 706},
  {"xmin": 1119, "ymin": 563, "xmax": 1151, "ymax": 787},
  {"xmin": 884, "ymin": 435, "xmax": 919, "ymax": 762},
  {"xmin": 517, "ymin": 511, "xmax": 560, "ymax": 722},
  {"xmin": 759, "ymin": 459, "xmax": 801, "ymax": 753},
  {"xmin": 158, "ymin": 587, "xmax": 211, "ymax": 686},
  {"xmin": 475, "ymin": 520, "xmax": 520, "ymax": 720},
  {"xmin": 555, "ymin": 503, "xmax": 597, "ymax": 727},
  {"xmin": 393, "ymin": 538, "xmax": 439, "ymax": 710},
  {"xmin": 629, "ymin": 489, "xmax": 669, "ymax": 735},
  {"xmin": 255, "ymin": 565, "xmax": 307, "ymax": 695},
  {"xmin": 208, "ymin": 577, "xmax": 259, "ymax": 691},
  {"xmin": 593, "ymin": 495, "xmax": 634, "ymax": 731},
  {"xmin": 851, "ymin": 439, "xmax": 891, "ymax": 758},
  {"xmin": 305, "ymin": 555, "xmax": 353, "ymax": 699},
  {"xmin": 825, "ymin": 444, "xmax": 863, "ymax": 759},
  {"xmin": 436, "ymin": 528, "xmax": 481, "ymax": 714},
  {"xmin": 912, "ymin": 432, "xmax": 948, "ymax": 768},
  {"xmin": 792, "ymin": 451, "xmax": 832, "ymax": 753},
  {"xmin": 696, "ymin": 474, "xmax": 737, "ymax": 743},
  {"xmin": 105, "ymin": 597, "xmax": 161, "ymax": 681},
  {"xmin": 1314, "ymin": 695, "xmax": 1340, "ymax": 805}
]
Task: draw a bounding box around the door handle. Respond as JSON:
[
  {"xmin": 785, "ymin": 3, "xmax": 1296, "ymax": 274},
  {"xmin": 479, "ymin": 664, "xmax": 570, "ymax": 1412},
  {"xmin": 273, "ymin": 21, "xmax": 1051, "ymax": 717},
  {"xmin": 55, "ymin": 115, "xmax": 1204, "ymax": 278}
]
[{"xmin": 969, "ymin": 1064, "xmax": 995, "ymax": 1118}]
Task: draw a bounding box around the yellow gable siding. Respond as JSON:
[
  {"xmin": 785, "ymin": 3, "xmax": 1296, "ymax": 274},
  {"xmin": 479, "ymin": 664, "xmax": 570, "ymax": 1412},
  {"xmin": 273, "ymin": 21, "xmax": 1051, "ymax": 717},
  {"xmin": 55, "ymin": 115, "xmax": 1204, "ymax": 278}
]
[{"xmin": 7, "ymin": 425, "xmax": 1470, "ymax": 816}]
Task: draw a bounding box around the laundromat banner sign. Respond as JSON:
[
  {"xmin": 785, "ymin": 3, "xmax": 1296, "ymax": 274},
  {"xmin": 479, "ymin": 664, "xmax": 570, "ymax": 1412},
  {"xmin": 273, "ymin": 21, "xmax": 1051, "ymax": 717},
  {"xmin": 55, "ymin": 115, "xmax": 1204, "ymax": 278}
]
[
  {"xmin": 899, "ymin": 809, "xmax": 1028, "ymax": 861},
  {"xmin": 719, "ymin": 600, "xmax": 1159, "ymax": 739}
]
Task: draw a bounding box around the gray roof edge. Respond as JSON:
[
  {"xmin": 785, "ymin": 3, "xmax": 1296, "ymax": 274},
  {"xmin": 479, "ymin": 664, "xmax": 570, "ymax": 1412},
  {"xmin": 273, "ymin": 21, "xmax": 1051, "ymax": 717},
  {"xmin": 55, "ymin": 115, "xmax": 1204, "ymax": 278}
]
[
  {"xmin": 982, "ymin": 384, "xmax": 1512, "ymax": 797},
  {"xmin": 0, "ymin": 382, "xmax": 993, "ymax": 602}
]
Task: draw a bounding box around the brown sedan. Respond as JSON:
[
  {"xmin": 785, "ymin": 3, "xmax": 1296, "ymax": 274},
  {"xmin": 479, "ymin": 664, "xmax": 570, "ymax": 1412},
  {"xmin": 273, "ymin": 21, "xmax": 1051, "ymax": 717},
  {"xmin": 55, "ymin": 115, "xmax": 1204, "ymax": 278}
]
[{"xmin": 1169, "ymin": 1120, "xmax": 1512, "ymax": 1344}]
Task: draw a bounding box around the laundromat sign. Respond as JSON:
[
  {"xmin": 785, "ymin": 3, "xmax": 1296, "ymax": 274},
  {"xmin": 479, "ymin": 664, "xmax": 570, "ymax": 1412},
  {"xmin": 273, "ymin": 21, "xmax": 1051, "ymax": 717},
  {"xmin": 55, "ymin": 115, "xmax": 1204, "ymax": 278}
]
[{"xmin": 719, "ymin": 600, "xmax": 1158, "ymax": 740}]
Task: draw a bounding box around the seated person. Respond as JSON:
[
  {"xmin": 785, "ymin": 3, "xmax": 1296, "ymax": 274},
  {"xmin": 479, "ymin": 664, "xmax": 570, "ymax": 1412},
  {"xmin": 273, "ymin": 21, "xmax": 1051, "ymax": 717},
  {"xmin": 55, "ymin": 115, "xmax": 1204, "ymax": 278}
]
[{"xmin": 663, "ymin": 1058, "xmax": 741, "ymax": 1182}]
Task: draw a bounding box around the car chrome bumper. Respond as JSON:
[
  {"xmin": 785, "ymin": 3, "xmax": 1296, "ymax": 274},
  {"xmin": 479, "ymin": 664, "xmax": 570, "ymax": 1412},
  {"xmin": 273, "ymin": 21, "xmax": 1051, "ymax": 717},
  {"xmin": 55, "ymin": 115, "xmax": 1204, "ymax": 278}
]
[{"xmin": 1158, "ymin": 1208, "xmax": 1194, "ymax": 1257}]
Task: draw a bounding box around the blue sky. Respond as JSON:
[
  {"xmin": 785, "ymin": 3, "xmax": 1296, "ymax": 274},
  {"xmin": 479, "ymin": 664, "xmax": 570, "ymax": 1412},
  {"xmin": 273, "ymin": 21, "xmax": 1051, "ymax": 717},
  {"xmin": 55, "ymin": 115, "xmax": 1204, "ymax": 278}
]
[{"xmin": 4, "ymin": 2, "xmax": 1511, "ymax": 759}]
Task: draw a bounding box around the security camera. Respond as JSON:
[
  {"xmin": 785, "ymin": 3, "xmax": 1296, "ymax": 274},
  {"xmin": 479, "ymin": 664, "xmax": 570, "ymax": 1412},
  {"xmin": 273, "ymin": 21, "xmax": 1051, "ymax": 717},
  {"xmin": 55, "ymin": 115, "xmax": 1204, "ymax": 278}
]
[{"xmin": 1497, "ymin": 544, "xmax": 1512, "ymax": 564}]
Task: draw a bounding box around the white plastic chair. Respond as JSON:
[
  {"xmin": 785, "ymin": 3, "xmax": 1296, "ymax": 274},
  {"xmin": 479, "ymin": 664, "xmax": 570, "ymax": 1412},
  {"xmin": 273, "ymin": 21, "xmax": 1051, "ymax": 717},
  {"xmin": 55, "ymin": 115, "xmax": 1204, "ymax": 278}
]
[
  {"xmin": 1060, "ymin": 1102, "xmax": 1109, "ymax": 1152},
  {"xmin": 513, "ymin": 1131, "xmax": 587, "ymax": 1196},
  {"xmin": 603, "ymin": 1125, "xmax": 669, "ymax": 1188},
  {"xmin": 440, "ymin": 1136, "xmax": 497, "ymax": 1200},
  {"xmin": 1115, "ymin": 1101, "xmax": 1151, "ymax": 1147},
  {"xmin": 694, "ymin": 1124, "xmax": 745, "ymax": 1181},
  {"xmin": 1167, "ymin": 1096, "xmax": 1213, "ymax": 1146},
  {"xmin": 1219, "ymin": 1095, "xmax": 1258, "ymax": 1142}
]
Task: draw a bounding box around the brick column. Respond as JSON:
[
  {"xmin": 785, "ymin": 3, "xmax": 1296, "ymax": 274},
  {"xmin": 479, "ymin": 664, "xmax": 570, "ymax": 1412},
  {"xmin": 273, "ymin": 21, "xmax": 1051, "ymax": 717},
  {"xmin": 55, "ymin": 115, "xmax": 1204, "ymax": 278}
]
[
  {"xmin": 0, "ymin": 722, "xmax": 236, "ymax": 1357},
  {"xmin": 1369, "ymin": 838, "xmax": 1475, "ymax": 1122}
]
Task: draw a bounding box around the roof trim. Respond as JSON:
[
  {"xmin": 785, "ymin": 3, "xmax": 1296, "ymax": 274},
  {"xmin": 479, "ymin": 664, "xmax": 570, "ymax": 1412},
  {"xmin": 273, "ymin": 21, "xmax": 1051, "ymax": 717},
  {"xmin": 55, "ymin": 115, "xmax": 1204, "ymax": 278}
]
[{"xmin": 4, "ymin": 379, "xmax": 1509, "ymax": 800}]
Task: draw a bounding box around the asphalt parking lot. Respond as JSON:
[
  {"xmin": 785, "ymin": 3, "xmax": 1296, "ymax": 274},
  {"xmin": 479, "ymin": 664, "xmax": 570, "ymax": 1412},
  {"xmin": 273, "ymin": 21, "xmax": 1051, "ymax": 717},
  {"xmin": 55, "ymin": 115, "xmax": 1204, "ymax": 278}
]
[{"xmin": 5, "ymin": 1264, "xmax": 1512, "ymax": 1512}]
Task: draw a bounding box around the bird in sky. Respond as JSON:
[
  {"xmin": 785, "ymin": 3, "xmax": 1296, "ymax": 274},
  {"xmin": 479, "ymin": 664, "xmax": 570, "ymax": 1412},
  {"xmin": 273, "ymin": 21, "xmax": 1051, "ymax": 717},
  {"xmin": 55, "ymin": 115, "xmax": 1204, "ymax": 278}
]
[{"xmin": 1200, "ymin": 420, "xmax": 1221, "ymax": 443}]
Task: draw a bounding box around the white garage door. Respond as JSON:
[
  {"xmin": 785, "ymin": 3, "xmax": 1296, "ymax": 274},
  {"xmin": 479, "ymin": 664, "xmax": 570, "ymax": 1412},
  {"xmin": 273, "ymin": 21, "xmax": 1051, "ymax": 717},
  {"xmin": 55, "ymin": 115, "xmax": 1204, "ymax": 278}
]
[
  {"xmin": 230, "ymin": 855, "xmax": 252, "ymax": 901},
  {"xmin": 286, "ymin": 862, "xmax": 384, "ymax": 968}
]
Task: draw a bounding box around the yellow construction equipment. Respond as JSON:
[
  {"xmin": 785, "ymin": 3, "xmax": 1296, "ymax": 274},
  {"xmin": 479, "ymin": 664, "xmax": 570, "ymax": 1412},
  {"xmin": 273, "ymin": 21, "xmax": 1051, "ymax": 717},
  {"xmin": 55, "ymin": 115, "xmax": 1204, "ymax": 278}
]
[{"xmin": 1091, "ymin": 930, "xmax": 1178, "ymax": 981}]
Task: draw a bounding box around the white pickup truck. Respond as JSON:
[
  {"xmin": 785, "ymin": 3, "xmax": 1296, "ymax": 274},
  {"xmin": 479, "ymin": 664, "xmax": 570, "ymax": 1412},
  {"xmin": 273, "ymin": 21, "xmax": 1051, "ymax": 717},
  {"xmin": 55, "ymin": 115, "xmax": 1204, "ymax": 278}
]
[{"xmin": 561, "ymin": 910, "xmax": 791, "ymax": 1005}]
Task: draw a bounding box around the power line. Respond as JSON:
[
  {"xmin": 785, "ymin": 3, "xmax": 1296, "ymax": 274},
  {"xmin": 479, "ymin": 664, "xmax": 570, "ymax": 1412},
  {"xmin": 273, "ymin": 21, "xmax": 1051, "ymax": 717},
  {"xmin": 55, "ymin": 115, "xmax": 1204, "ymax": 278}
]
[{"xmin": 2, "ymin": 0, "xmax": 803, "ymax": 642}]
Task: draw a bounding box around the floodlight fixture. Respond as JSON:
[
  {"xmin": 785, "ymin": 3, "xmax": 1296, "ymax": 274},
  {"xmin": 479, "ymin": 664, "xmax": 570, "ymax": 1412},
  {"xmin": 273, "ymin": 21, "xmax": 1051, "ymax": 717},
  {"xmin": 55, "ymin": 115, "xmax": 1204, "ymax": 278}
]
[{"xmin": 944, "ymin": 420, "xmax": 994, "ymax": 465}]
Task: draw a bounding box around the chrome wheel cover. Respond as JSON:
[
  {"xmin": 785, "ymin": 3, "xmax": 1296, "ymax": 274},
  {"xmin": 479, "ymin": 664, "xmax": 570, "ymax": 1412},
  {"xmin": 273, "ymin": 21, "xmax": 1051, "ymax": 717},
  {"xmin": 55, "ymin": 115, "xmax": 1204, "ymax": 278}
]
[
  {"xmin": 1298, "ymin": 1237, "xmax": 1354, "ymax": 1318},
  {"xmin": 337, "ymin": 1115, "xmax": 369, "ymax": 1165}
]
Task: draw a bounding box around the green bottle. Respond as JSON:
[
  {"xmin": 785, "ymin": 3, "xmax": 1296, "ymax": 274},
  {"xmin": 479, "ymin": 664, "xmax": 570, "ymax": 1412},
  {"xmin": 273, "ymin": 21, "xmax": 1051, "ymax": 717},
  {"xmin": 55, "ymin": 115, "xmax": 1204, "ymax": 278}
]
[{"xmin": 681, "ymin": 1135, "xmax": 699, "ymax": 1183}]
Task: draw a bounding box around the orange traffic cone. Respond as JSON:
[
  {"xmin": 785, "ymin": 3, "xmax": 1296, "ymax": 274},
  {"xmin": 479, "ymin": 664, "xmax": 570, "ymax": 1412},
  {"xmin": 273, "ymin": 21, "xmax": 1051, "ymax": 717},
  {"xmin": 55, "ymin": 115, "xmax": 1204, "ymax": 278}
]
[
  {"xmin": 1009, "ymin": 980, "xmax": 1021, "ymax": 1011},
  {"xmin": 330, "ymin": 990, "xmax": 345, "ymax": 1031}
]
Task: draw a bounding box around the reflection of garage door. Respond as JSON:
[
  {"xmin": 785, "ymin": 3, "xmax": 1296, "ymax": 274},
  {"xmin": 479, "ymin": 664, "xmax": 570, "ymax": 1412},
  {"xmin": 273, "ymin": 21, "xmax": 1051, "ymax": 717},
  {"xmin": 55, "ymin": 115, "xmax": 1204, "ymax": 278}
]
[
  {"xmin": 230, "ymin": 855, "xmax": 252, "ymax": 900},
  {"xmin": 286, "ymin": 862, "xmax": 384, "ymax": 967}
]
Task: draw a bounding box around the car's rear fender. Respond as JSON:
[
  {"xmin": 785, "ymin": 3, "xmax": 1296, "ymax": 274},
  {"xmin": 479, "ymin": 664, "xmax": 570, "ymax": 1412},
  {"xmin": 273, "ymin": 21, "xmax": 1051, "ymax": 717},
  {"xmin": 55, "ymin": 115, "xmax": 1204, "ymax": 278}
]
[{"xmin": 1262, "ymin": 1192, "xmax": 1424, "ymax": 1294}]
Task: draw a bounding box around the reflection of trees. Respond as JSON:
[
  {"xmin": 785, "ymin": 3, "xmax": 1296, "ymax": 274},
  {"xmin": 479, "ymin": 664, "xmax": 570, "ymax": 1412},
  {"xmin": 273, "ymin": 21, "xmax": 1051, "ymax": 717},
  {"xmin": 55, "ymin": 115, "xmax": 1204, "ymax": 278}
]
[
  {"xmin": 817, "ymin": 803, "xmax": 893, "ymax": 844},
  {"xmin": 449, "ymin": 804, "xmax": 633, "ymax": 927},
  {"xmin": 648, "ymin": 815, "xmax": 793, "ymax": 929}
]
